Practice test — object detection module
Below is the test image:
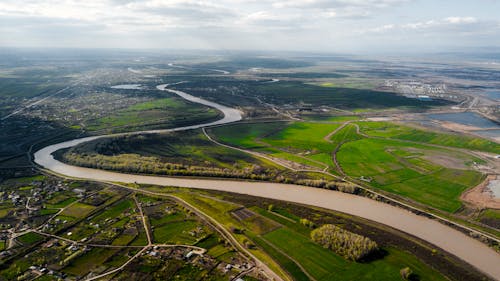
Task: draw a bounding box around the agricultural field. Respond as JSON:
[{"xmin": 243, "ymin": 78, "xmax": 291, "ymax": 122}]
[
  {"xmin": 211, "ymin": 121, "xmax": 491, "ymax": 212},
  {"xmin": 337, "ymin": 138, "xmax": 485, "ymax": 212},
  {"xmin": 146, "ymin": 200, "xmax": 208, "ymax": 245},
  {"xmin": 357, "ymin": 121, "xmax": 500, "ymax": 154},
  {"xmin": 263, "ymin": 227, "xmax": 443, "ymax": 281}
]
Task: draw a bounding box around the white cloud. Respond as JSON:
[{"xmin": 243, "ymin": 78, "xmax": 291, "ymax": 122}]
[
  {"xmin": 0, "ymin": 0, "xmax": 499, "ymax": 52},
  {"xmin": 271, "ymin": 0, "xmax": 410, "ymax": 9},
  {"xmin": 369, "ymin": 24, "xmax": 395, "ymax": 33},
  {"xmin": 401, "ymin": 16, "xmax": 481, "ymax": 30},
  {"xmin": 444, "ymin": 16, "xmax": 477, "ymax": 24}
]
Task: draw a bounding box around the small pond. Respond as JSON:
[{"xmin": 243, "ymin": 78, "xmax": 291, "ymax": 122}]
[
  {"xmin": 110, "ymin": 84, "xmax": 144, "ymax": 90},
  {"xmin": 427, "ymin": 112, "xmax": 499, "ymax": 129}
]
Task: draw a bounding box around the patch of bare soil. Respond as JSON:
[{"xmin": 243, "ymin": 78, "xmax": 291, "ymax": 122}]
[
  {"xmin": 421, "ymin": 153, "xmax": 469, "ymax": 170},
  {"xmin": 438, "ymin": 121, "xmax": 484, "ymax": 132},
  {"xmin": 366, "ymin": 117, "xmax": 393, "ymax": 121},
  {"xmin": 403, "ymin": 146, "xmax": 468, "ymax": 170},
  {"xmin": 461, "ymin": 175, "xmax": 500, "ymax": 209}
]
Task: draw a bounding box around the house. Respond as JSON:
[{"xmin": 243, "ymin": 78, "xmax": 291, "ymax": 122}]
[{"xmin": 185, "ymin": 251, "xmax": 194, "ymax": 259}]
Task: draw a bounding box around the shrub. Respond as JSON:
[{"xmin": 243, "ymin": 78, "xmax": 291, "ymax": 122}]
[
  {"xmin": 267, "ymin": 204, "xmax": 275, "ymax": 212},
  {"xmin": 242, "ymin": 238, "xmax": 255, "ymax": 249},
  {"xmin": 400, "ymin": 267, "xmax": 413, "ymax": 280},
  {"xmin": 299, "ymin": 218, "xmax": 315, "ymax": 229},
  {"xmin": 230, "ymin": 226, "xmax": 243, "ymax": 234}
]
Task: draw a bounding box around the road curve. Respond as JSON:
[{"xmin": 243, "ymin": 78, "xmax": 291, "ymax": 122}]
[{"xmin": 34, "ymin": 84, "xmax": 500, "ymax": 280}]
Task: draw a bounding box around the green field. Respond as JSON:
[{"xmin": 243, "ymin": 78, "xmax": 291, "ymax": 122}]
[
  {"xmin": 60, "ymin": 202, "xmax": 96, "ymax": 218},
  {"xmin": 329, "ymin": 124, "xmax": 363, "ymax": 146},
  {"xmin": 211, "ymin": 122, "xmax": 286, "ymax": 149},
  {"xmin": 63, "ymin": 247, "xmax": 121, "ymax": 276},
  {"xmin": 45, "ymin": 196, "xmax": 77, "ymax": 209},
  {"xmin": 357, "ymin": 121, "xmax": 500, "ymax": 154},
  {"xmin": 91, "ymin": 199, "xmax": 134, "ymax": 223},
  {"xmin": 249, "ymin": 233, "xmax": 310, "ymax": 281},
  {"xmin": 211, "ymin": 122, "xmax": 340, "ymax": 168},
  {"xmin": 17, "ymin": 232, "xmax": 45, "ymax": 245},
  {"xmin": 152, "ymin": 220, "xmax": 200, "ymax": 244},
  {"xmin": 337, "ymin": 138, "xmax": 484, "ymax": 212},
  {"xmin": 212, "ymin": 121, "xmax": 487, "ymax": 212},
  {"xmin": 263, "ymin": 228, "xmax": 445, "ymax": 281},
  {"xmin": 175, "ymin": 193, "xmax": 240, "ymax": 227}
]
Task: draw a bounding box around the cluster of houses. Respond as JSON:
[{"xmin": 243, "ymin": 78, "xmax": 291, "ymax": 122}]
[{"xmin": 383, "ymin": 80, "xmax": 460, "ymax": 101}]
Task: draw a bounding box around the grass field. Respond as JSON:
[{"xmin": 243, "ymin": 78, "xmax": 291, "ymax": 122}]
[
  {"xmin": 17, "ymin": 232, "xmax": 45, "ymax": 245},
  {"xmin": 212, "ymin": 121, "xmax": 487, "ymax": 212},
  {"xmin": 211, "ymin": 122, "xmax": 286, "ymax": 149},
  {"xmin": 0, "ymin": 206, "xmax": 14, "ymax": 218},
  {"xmin": 91, "ymin": 199, "xmax": 134, "ymax": 223},
  {"xmin": 357, "ymin": 121, "xmax": 500, "ymax": 154},
  {"xmin": 60, "ymin": 202, "xmax": 96, "ymax": 218},
  {"xmin": 328, "ymin": 124, "xmax": 363, "ymax": 146},
  {"xmin": 175, "ymin": 193, "xmax": 240, "ymax": 227},
  {"xmin": 249, "ymin": 233, "xmax": 310, "ymax": 281},
  {"xmin": 337, "ymin": 138, "xmax": 484, "ymax": 212},
  {"xmin": 45, "ymin": 197, "xmax": 77, "ymax": 209},
  {"xmin": 152, "ymin": 220, "xmax": 200, "ymax": 244},
  {"xmin": 211, "ymin": 122, "xmax": 340, "ymax": 168},
  {"xmin": 63, "ymin": 247, "xmax": 121, "ymax": 276},
  {"xmin": 263, "ymin": 226, "xmax": 445, "ymax": 281}
]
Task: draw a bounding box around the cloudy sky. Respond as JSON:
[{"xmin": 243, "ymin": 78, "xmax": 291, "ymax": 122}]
[{"xmin": 0, "ymin": 0, "xmax": 499, "ymax": 53}]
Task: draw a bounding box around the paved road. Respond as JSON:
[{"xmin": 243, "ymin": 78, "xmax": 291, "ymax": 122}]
[{"xmin": 34, "ymin": 84, "xmax": 500, "ymax": 280}]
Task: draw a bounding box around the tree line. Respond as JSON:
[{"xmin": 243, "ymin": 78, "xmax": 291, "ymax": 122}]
[{"xmin": 60, "ymin": 151, "xmax": 360, "ymax": 194}]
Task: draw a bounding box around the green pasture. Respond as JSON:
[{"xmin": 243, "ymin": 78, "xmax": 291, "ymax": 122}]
[
  {"xmin": 357, "ymin": 121, "xmax": 500, "ymax": 154},
  {"xmin": 263, "ymin": 227, "xmax": 445, "ymax": 281}
]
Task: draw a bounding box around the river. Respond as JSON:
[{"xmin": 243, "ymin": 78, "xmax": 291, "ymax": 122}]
[{"xmin": 34, "ymin": 84, "xmax": 500, "ymax": 280}]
